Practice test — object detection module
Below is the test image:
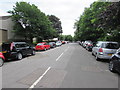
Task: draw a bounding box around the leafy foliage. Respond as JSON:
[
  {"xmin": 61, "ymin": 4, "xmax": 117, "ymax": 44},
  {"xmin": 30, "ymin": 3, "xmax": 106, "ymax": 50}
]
[
  {"xmin": 99, "ymin": 2, "xmax": 120, "ymax": 42},
  {"xmin": 59, "ymin": 35, "xmax": 73, "ymax": 42},
  {"xmin": 74, "ymin": 1, "xmax": 111, "ymax": 42},
  {"xmin": 48, "ymin": 15, "xmax": 63, "ymax": 34},
  {"xmin": 8, "ymin": 2, "xmax": 58, "ymax": 43}
]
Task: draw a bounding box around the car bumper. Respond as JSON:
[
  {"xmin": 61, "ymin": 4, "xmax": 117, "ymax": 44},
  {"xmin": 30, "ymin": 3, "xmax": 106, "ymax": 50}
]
[
  {"xmin": 98, "ymin": 54, "xmax": 112, "ymax": 60},
  {"xmin": 35, "ymin": 48, "xmax": 44, "ymax": 50}
]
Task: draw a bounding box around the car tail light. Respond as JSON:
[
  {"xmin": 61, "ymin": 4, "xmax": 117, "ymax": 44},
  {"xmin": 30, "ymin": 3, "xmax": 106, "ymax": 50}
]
[
  {"xmin": 88, "ymin": 44, "xmax": 93, "ymax": 46},
  {"xmin": 10, "ymin": 42, "xmax": 14, "ymax": 51},
  {"xmin": 99, "ymin": 48, "xmax": 103, "ymax": 52}
]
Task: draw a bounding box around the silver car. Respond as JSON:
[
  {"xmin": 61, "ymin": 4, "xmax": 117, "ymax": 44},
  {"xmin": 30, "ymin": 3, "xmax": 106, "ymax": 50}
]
[{"xmin": 92, "ymin": 41, "xmax": 119, "ymax": 61}]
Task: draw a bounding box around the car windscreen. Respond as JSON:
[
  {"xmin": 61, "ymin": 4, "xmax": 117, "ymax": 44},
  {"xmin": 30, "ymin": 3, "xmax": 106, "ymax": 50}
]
[
  {"xmin": 56, "ymin": 41, "xmax": 61, "ymax": 43},
  {"xmin": 49, "ymin": 42, "xmax": 55, "ymax": 44},
  {"xmin": 2, "ymin": 44, "xmax": 11, "ymax": 51},
  {"xmin": 87, "ymin": 42, "xmax": 93, "ymax": 44},
  {"xmin": 37, "ymin": 43, "xmax": 43, "ymax": 45},
  {"xmin": 102, "ymin": 43, "xmax": 119, "ymax": 49}
]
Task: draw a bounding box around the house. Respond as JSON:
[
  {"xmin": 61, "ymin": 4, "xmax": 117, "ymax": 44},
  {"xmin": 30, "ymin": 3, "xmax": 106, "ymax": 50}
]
[{"xmin": 0, "ymin": 16, "xmax": 14, "ymax": 44}]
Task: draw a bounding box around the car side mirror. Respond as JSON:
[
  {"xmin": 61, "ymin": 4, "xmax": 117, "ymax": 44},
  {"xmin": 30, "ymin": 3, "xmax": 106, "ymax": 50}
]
[{"xmin": 12, "ymin": 47, "xmax": 17, "ymax": 52}]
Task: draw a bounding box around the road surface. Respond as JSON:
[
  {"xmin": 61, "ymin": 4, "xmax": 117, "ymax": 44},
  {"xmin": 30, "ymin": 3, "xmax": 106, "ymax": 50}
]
[{"xmin": 2, "ymin": 43, "xmax": 119, "ymax": 89}]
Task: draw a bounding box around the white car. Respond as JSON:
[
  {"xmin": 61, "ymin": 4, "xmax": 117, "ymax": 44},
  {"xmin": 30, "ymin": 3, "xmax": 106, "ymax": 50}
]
[{"xmin": 56, "ymin": 41, "xmax": 62, "ymax": 46}]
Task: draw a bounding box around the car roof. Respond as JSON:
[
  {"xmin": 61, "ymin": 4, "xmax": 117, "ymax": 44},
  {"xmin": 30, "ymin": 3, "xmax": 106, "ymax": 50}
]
[
  {"xmin": 13, "ymin": 42, "xmax": 26, "ymax": 44},
  {"xmin": 38, "ymin": 42, "xmax": 46, "ymax": 44},
  {"xmin": 3, "ymin": 42, "xmax": 26, "ymax": 45},
  {"xmin": 97, "ymin": 41, "xmax": 118, "ymax": 43}
]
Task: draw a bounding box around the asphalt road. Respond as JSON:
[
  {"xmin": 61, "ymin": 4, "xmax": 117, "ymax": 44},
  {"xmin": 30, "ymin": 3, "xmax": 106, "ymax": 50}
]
[{"xmin": 2, "ymin": 43, "xmax": 119, "ymax": 89}]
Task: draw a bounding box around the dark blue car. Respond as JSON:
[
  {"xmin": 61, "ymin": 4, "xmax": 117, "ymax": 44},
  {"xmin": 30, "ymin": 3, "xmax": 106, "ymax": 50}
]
[{"xmin": 109, "ymin": 48, "xmax": 120, "ymax": 74}]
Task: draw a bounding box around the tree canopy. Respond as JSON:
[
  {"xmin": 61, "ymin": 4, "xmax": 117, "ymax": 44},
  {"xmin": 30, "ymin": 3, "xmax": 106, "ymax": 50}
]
[
  {"xmin": 8, "ymin": 2, "xmax": 60, "ymax": 43},
  {"xmin": 59, "ymin": 35, "xmax": 73, "ymax": 42},
  {"xmin": 74, "ymin": 1, "xmax": 115, "ymax": 42},
  {"xmin": 48, "ymin": 15, "xmax": 63, "ymax": 34},
  {"xmin": 98, "ymin": 2, "xmax": 120, "ymax": 42}
]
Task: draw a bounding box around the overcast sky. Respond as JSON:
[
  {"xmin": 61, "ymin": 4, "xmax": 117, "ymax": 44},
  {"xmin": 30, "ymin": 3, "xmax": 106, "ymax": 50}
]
[{"xmin": 0, "ymin": 0, "xmax": 99, "ymax": 36}]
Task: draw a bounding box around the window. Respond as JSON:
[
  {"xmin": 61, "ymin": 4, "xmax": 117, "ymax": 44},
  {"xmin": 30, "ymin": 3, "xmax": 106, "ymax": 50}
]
[
  {"xmin": 37, "ymin": 43, "xmax": 43, "ymax": 46},
  {"xmin": 95, "ymin": 42, "xmax": 101, "ymax": 47},
  {"xmin": 2, "ymin": 44, "xmax": 10, "ymax": 51},
  {"xmin": 103, "ymin": 43, "xmax": 119, "ymax": 49}
]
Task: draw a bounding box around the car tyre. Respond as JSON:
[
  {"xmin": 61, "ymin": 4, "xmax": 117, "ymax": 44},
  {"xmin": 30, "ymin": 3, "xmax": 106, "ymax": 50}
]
[
  {"xmin": 92, "ymin": 52, "xmax": 94, "ymax": 56},
  {"xmin": 109, "ymin": 60, "xmax": 116, "ymax": 73},
  {"xmin": 17, "ymin": 53, "xmax": 23, "ymax": 60},
  {"xmin": 44, "ymin": 48, "xmax": 46, "ymax": 51},
  {"xmin": 96, "ymin": 54, "xmax": 100, "ymax": 61},
  {"xmin": 0, "ymin": 58, "xmax": 4, "ymax": 67},
  {"xmin": 31, "ymin": 50, "xmax": 35, "ymax": 55}
]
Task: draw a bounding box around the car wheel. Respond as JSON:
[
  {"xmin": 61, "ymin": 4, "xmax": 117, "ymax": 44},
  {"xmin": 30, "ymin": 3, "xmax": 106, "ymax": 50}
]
[
  {"xmin": 0, "ymin": 58, "xmax": 4, "ymax": 67},
  {"xmin": 31, "ymin": 50, "xmax": 35, "ymax": 55},
  {"xmin": 96, "ymin": 54, "xmax": 100, "ymax": 61},
  {"xmin": 87, "ymin": 48, "xmax": 90, "ymax": 51},
  {"xmin": 17, "ymin": 53, "xmax": 23, "ymax": 60},
  {"xmin": 109, "ymin": 61, "xmax": 116, "ymax": 73},
  {"xmin": 44, "ymin": 48, "xmax": 46, "ymax": 51},
  {"xmin": 92, "ymin": 52, "xmax": 94, "ymax": 56}
]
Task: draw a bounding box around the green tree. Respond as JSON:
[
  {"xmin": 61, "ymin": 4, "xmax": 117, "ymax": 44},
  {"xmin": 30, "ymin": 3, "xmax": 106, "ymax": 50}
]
[
  {"xmin": 48, "ymin": 15, "xmax": 63, "ymax": 34},
  {"xmin": 99, "ymin": 2, "xmax": 120, "ymax": 42},
  {"xmin": 8, "ymin": 2, "xmax": 56, "ymax": 43},
  {"xmin": 65, "ymin": 35, "xmax": 73, "ymax": 42},
  {"xmin": 59, "ymin": 35, "xmax": 73, "ymax": 42},
  {"xmin": 74, "ymin": 1, "xmax": 111, "ymax": 42}
]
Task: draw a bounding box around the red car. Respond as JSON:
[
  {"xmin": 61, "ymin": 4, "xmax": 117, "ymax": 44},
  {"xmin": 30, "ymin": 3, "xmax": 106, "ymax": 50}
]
[
  {"xmin": 0, "ymin": 52, "xmax": 5, "ymax": 67},
  {"xmin": 35, "ymin": 42, "xmax": 50, "ymax": 51}
]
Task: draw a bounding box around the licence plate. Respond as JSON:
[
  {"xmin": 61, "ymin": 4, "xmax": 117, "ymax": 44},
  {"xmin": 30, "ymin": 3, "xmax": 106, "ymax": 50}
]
[
  {"xmin": 108, "ymin": 54, "xmax": 112, "ymax": 56},
  {"xmin": 2, "ymin": 51, "xmax": 7, "ymax": 53}
]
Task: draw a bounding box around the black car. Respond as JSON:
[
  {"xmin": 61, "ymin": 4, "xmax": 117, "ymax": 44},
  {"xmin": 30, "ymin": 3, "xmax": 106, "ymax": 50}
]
[
  {"xmin": 2, "ymin": 42, "xmax": 35, "ymax": 60},
  {"xmin": 109, "ymin": 48, "xmax": 120, "ymax": 74},
  {"xmin": 49, "ymin": 42, "xmax": 56, "ymax": 48}
]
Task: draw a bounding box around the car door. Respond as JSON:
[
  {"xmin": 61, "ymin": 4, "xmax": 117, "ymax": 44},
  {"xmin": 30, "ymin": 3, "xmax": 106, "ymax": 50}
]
[
  {"xmin": 93, "ymin": 42, "xmax": 100, "ymax": 55},
  {"xmin": 18, "ymin": 44, "xmax": 28, "ymax": 56},
  {"xmin": 45, "ymin": 43, "xmax": 49, "ymax": 49},
  {"xmin": 117, "ymin": 52, "xmax": 120, "ymax": 72},
  {"xmin": 25, "ymin": 44, "xmax": 32, "ymax": 54}
]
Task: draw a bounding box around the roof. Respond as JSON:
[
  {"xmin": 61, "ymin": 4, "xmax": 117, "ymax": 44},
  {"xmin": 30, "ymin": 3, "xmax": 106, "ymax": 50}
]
[{"xmin": 97, "ymin": 41, "xmax": 118, "ymax": 43}]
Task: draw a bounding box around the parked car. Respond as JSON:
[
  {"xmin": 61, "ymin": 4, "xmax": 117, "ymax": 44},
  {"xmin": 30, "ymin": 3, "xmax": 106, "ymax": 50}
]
[
  {"xmin": 109, "ymin": 48, "xmax": 120, "ymax": 74},
  {"xmin": 83, "ymin": 41, "xmax": 92, "ymax": 48},
  {"xmin": 62, "ymin": 41, "xmax": 65, "ymax": 44},
  {"xmin": 56, "ymin": 41, "xmax": 62, "ymax": 46},
  {"xmin": 49, "ymin": 42, "xmax": 56, "ymax": 48},
  {"xmin": 92, "ymin": 41, "xmax": 119, "ymax": 61},
  {"xmin": 35, "ymin": 42, "xmax": 50, "ymax": 51},
  {"xmin": 86, "ymin": 42, "xmax": 94, "ymax": 51},
  {"xmin": 2, "ymin": 42, "xmax": 35, "ymax": 60},
  {"xmin": 0, "ymin": 52, "xmax": 5, "ymax": 67},
  {"xmin": 78, "ymin": 41, "xmax": 82, "ymax": 45}
]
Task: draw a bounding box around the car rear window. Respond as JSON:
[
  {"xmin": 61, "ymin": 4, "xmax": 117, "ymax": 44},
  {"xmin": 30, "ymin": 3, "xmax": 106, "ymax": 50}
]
[
  {"xmin": 102, "ymin": 43, "xmax": 119, "ymax": 49},
  {"xmin": 2, "ymin": 44, "xmax": 11, "ymax": 51},
  {"xmin": 37, "ymin": 43, "xmax": 43, "ymax": 45}
]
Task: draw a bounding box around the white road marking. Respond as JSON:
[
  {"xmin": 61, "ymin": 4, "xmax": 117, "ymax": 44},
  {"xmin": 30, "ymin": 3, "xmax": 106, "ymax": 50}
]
[
  {"xmin": 29, "ymin": 46, "xmax": 69, "ymax": 89},
  {"xmin": 64, "ymin": 47, "xmax": 69, "ymax": 52},
  {"xmin": 56, "ymin": 52, "xmax": 64, "ymax": 61},
  {"xmin": 56, "ymin": 47, "xmax": 69, "ymax": 61},
  {"xmin": 29, "ymin": 67, "xmax": 51, "ymax": 89}
]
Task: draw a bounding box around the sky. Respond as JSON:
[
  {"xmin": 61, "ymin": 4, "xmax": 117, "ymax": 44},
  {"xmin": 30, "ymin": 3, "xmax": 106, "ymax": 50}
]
[{"xmin": 0, "ymin": 0, "xmax": 99, "ymax": 36}]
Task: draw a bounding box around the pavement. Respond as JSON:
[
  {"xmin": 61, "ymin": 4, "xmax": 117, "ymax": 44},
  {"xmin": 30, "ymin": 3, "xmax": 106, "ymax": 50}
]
[{"xmin": 1, "ymin": 43, "xmax": 119, "ymax": 89}]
